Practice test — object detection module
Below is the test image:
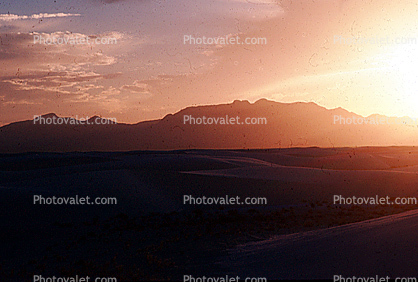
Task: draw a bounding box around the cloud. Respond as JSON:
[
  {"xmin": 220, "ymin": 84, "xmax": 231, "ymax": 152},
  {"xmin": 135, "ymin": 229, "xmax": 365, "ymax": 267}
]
[
  {"xmin": 216, "ymin": 0, "xmax": 284, "ymax": 20},
  {"xmin": 3, "ymin": 70, "xmax": 106, "ymax": 94},
  {"xmin": 2, "ymin": 99, "xmax": 43, "ymax": 105},
  {"xmin": 0, "ymin": 13, "xmax": 81, "ymax": 21},
  {"xmin": 0, "ymin": 32, "xmax": 120, "ymax": 76},
  {"xmin": 0, "ymin": 31, "xmax": 124, "ymax": 105},
  {"xmin": 121, "ymin": 81, "xmax": 151, "ymax": 94}
]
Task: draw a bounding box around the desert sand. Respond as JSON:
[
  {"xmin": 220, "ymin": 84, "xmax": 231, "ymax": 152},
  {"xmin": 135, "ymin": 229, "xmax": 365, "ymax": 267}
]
[{"xmin": 1, "ymin": 147, "xmax": 417, "ymax": 280}]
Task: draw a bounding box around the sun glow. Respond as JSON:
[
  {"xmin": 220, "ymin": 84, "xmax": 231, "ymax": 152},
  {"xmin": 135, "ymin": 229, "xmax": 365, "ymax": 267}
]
[{"xmin": 384, "ymin": 42, "xmax": 418, "ymax": 116}]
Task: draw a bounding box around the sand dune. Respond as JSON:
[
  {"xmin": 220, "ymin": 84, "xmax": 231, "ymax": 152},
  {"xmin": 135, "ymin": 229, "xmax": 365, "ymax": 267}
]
[
  {"xmin": 222, "ymin": 209, "xmax": 418, "ymax": 279},
  {"xmin": 1, "ymin": 148, "xmax": 418, "ymax": 280}
]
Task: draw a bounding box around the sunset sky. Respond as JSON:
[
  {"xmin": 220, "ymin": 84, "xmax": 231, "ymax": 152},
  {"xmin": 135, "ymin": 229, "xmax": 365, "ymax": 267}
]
[{"xmin": 0, "ymin": 0, "xmax": 417, "ymax": 126}]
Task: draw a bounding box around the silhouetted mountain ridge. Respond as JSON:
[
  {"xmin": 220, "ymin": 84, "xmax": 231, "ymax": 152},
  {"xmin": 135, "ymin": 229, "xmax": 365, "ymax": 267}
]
[{"xmin": 1, "ymin": 99, "xmax": 417, "ymax": 153}]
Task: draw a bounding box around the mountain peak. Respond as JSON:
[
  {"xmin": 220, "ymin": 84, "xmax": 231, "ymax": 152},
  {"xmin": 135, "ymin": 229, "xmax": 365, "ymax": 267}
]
[
  {"xmin": 232, "ymin": 99, "xmax": 250, "ymax": 105},
  {"xmin": 88, "ymin": 115, "xmax": 101, "ymax": 121},
  {"xmin": 39, "ymin": 113, "xmax": 59, "ymax": 119},
  {"xmin": 254, "ymin": 98, "xmax": 275, "ymax": 106}
]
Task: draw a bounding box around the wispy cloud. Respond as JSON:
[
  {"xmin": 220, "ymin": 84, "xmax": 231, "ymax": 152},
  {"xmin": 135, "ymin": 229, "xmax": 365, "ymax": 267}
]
[{"xmin": 0, "ymin": 13, "xmax": 81, "ymax": 21}]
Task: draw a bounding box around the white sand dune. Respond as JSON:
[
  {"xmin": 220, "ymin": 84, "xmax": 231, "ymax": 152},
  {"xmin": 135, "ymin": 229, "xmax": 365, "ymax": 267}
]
[
  {"xmin": 222, "ymin": 209, "xmax": 418, "ymax": 279},
  {"xmin": 185, "ymin": 165, "xmax": 418, "ymax": 198}
]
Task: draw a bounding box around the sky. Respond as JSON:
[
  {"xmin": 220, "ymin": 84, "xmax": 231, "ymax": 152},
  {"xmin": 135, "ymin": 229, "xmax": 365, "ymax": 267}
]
[{"xmin": 0, "ymin": 0, "xmax": 417, "ymax": 126}]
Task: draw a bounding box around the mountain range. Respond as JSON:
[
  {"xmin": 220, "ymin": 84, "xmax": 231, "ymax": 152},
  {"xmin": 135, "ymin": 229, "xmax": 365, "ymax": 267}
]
[{"xmin": 1, "ymin": 99, "xmax": 418, "ymax": 153}]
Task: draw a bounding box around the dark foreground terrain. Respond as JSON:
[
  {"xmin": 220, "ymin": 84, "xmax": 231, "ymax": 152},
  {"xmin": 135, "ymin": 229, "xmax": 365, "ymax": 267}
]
[{"xmin": 1, "ymin": 147, "xmax": 418, "ymax": 280}]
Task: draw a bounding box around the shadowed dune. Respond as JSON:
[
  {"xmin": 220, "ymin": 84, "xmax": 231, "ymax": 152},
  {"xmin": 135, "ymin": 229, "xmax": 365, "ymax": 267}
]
[
  {"xmin": 1, "ymin": 147, "xmax": 417, "ymax": 280},
  {"xmin": 222, "ymin": 209, "xmax": 418, "ymax": 279}
]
